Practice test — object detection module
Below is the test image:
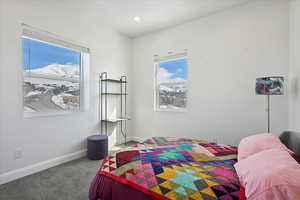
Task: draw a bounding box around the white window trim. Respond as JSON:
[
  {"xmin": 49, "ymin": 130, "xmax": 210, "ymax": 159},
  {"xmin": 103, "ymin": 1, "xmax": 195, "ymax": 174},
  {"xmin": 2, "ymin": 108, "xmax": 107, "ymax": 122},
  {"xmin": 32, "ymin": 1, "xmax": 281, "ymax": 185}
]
[
  {"xmin": 154, "ymin": 55, "xmax": 188, "ymax": 112},
  {"xmin": 22, "ymin": 23, "xmax": 90, "ymax": 53},
  {"xmin": 21, "ymin": 27, "xmax": 90, "ymax": 118}
]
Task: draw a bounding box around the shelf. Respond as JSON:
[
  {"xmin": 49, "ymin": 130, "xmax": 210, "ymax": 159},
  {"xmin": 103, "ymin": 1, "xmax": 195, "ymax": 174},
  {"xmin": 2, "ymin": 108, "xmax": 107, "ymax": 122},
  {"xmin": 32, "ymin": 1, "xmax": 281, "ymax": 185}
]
[
  {"xmin": 101, "ymin": 118, "xmax": 131, "ymax": 123},
  {"xmin": 101, "ymin": 93, "xmax": 128, "ymax": 95},
  {"xmin": 101, "ymin": 79, "xmax": 127, "ymax": 83},
  {"xmin": 100, "ymin": 72, "xmax": 129, "ymax": 144}
]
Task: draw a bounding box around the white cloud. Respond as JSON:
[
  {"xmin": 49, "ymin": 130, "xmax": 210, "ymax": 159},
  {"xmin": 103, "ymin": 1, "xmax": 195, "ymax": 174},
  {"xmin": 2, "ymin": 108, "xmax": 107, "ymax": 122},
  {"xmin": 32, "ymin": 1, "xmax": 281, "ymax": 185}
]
[
  {"xmin": 176, "ymin": 68, "xmax": 183, "ymax": 73},
  {"xmin": 157, "ymin": 67, "xmax": 185, "ymax": 83}
]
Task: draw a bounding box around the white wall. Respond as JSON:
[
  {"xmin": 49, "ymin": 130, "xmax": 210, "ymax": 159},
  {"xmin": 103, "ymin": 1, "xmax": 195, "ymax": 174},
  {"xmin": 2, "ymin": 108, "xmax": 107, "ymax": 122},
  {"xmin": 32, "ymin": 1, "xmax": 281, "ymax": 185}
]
[
  {"xmin": 289, "ymin": 0, "xmax": 300, "ymax": 131},
  {"xmin": 0, "ymin": 0, "xmax": 132, "ymax": 178},
  {"xmin": 132, "ymin": 0, "xmax": 289, "ymax": 145},
  {"xmin": 0, "ymin": 0, "xmax": 5, "ymax": 177},
  {"xmin": 0, "ymin": 0, "xmax": 292, "ymax": 184}
]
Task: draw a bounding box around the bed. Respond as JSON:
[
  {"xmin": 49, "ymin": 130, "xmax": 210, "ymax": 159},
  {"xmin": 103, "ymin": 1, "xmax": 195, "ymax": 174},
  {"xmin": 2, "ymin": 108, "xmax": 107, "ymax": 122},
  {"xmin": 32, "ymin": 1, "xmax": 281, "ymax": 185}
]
[{"xmin": 89, "ymin": 137, "xmax": 240, "ymax": 200}]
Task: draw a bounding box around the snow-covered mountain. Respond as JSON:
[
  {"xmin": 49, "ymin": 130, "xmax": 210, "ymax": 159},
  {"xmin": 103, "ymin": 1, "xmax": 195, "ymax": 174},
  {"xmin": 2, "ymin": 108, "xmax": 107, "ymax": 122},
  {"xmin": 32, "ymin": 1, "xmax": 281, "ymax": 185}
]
[
  {"xmin": 160, "ymin": 84, "xmax": 187, "ymax": 92},
  {"xmin": 25, "ymin": 64, "xmax": 80, "ymax": 79},
  {"xmin": 160, "ymin": 85, "xmax": 173, "ymax": 92}
]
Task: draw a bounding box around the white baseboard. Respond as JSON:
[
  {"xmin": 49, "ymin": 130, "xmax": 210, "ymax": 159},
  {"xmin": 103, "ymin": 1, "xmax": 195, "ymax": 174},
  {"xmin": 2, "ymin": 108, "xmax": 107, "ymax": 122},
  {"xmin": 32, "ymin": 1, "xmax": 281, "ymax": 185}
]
[
  {"xmin": 115, "ymin": 136, "xmax": 134, "ymax": 145},
  {"xmin": 0, "ymin": 149, "xmax": 87, "ymax": 185},
  {"xmin": 115, "ymin": 136, "xmax": 147, "ymax": 145},
  {"xmin": 0, "ymin": 137, "xmax": 147, "ymax": 185},
  {"xmin": 129, "ymin": 136, "xmax": 147, "ymax": 142}
]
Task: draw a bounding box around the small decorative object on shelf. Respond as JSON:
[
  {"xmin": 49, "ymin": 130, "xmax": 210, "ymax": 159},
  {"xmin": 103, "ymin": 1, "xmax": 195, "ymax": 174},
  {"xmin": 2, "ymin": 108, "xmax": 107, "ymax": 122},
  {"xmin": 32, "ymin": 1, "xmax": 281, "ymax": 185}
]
[{"xmin": 99, "ymin": 72, "xmax": 130, "ymax": 144}]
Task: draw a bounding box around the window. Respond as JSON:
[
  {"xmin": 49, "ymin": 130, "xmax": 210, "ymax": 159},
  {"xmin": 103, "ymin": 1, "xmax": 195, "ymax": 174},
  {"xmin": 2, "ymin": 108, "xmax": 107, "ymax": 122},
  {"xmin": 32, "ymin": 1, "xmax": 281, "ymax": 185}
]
[
  {"xmin": 21, "ymin": 25, "xmax": 89, "ymax": 115},
  {"xmin": 155, "ymin": 55, "xmax": 188, "ymax": 111}
]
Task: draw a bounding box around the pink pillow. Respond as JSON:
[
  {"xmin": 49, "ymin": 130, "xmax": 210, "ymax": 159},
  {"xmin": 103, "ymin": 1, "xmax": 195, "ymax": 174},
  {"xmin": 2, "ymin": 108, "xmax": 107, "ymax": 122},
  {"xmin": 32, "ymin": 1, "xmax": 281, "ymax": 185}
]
[
  {"xmin": 234, "ymin": 149, "xmax": 300, "ymax": 200},
  {"xmin": 238, "ymin": 133, "xmax": 292, "ymax": 161}
]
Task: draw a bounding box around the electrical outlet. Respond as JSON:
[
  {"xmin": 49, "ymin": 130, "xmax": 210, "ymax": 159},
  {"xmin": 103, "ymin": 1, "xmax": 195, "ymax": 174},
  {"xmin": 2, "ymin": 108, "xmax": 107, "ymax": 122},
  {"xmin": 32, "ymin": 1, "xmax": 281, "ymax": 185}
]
[{"xmin": 14, "ymin": 148, "xmax": 23, "ymax": 160}]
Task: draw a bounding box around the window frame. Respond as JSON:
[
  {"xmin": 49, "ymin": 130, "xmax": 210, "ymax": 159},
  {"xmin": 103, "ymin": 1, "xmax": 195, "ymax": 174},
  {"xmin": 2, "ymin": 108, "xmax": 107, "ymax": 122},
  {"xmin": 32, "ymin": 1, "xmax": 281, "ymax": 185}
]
[
  {"xmin": 21, "ymin": 32, "xmax": 89, "ymax": 118},
  {"xmin": 154, "ymin": 54, "xmax": 188, "ymax": 112}
]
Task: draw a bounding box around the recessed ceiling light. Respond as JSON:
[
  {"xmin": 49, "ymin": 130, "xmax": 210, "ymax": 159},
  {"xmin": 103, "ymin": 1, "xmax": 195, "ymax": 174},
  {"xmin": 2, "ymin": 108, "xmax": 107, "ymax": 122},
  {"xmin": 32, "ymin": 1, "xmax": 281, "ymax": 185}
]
[{"xmin": 134, "ymin": 16, "xmax": 141, "ymax": 22}]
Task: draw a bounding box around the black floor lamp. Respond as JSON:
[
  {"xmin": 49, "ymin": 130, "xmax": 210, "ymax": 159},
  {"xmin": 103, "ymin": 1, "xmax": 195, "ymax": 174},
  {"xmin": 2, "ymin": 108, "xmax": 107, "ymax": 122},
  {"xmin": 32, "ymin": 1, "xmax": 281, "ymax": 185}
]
[{"xmin": 256, "ymin": 76, "xmax": 284, "ymax": 133}]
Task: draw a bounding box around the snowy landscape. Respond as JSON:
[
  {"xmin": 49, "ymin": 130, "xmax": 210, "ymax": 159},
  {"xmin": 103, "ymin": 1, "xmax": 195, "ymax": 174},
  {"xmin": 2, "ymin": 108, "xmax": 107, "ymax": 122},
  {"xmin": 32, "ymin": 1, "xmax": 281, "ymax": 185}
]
[
  {"xmin": 158, "ymin": 83, "xmax": 187, "ymax": 109},
  {"xmin": 23, "ymin": 64, "xmax": 80, "ymax": 113},
  {"xmin": 157, "ymin": 57, "xmax": 188, "ymax": 110}
]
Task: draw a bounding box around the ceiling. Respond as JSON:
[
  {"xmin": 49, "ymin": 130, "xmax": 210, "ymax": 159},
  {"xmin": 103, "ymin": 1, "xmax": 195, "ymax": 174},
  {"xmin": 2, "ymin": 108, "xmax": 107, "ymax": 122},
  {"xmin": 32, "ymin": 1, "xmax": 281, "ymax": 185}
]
[{"xmin": 93, "ymin": 0, "xmax": 252, "ymax": 38}]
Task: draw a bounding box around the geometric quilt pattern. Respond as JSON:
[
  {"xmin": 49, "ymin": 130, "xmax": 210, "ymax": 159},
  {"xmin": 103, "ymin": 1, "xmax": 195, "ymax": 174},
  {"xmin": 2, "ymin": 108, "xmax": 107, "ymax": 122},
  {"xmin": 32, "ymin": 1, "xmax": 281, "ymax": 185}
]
[{"xmin": 98, "ymin": 137, "xmax": 239, "ymax": 200}]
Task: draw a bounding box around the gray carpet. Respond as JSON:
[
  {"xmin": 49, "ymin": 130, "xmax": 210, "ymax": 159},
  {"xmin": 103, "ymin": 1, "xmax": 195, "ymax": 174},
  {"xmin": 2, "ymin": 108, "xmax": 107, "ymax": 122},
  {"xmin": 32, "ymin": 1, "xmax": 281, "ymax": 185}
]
[
  {"xmin": 0, "ymin": 142, "xmax": 137, "ymax": 200},
  {"xmin": 0, "ymin": 158, "xmax": 101, "ymax": 200}
]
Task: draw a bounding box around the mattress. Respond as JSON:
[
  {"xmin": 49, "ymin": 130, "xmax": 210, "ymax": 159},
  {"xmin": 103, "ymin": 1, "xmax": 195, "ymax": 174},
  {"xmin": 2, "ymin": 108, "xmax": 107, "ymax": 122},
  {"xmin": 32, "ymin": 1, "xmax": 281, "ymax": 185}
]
[{"xmin": 89, "ymin": 137, "xmax": 240, "ymax": 200}]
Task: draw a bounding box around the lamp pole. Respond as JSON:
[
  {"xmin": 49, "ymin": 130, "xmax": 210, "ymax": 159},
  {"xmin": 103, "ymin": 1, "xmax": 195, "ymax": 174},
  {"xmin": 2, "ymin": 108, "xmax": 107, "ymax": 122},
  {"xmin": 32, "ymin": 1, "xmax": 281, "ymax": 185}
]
[{"xmin": 267, "ymin": 95, "xmax": 270, "ymax": 133}]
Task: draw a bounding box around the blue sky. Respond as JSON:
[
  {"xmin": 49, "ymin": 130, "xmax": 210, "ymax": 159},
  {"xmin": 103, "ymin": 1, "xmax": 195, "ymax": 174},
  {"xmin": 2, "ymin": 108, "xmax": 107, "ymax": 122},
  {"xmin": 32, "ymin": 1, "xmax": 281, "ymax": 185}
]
[
  {"xmin": 22, "ymin": 37, "xmax": 81, "ymax": 70},
  {"xmin": 159, "ymin": 58, "xmax": 187, "ymax": 80}
]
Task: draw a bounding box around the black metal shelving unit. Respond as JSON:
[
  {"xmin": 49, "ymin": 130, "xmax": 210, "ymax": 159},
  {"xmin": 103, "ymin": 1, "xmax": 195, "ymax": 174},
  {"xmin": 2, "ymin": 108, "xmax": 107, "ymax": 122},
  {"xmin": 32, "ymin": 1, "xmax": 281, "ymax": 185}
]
[{"xmin": 99, "ymin": 72, "xmax": 129, "ymax": 144}]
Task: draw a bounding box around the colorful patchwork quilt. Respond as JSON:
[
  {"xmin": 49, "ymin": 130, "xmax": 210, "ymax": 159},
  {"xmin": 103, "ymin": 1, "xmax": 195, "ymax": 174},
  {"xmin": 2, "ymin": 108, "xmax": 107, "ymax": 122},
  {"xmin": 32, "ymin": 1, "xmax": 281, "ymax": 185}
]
[{"xmin": 98, "ymin": 137, "xmax": 240, "ymax": 200}]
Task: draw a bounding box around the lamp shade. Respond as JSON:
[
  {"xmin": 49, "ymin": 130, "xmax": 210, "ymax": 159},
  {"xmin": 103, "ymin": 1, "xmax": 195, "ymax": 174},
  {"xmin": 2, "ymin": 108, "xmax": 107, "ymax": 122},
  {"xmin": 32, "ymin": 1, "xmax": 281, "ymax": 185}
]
[{"xmin": 256, "ymin": 76, "xmax": 284, "ymax": 95}]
